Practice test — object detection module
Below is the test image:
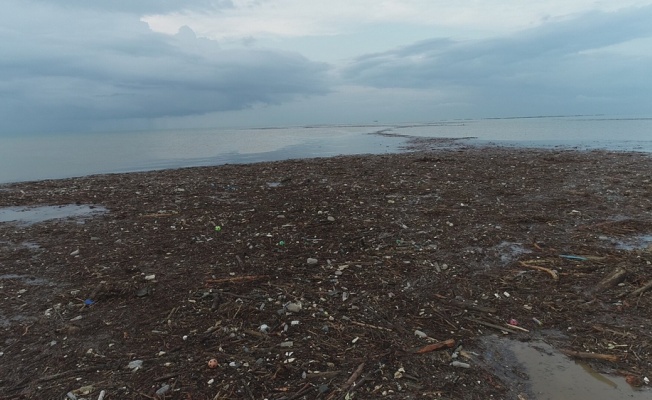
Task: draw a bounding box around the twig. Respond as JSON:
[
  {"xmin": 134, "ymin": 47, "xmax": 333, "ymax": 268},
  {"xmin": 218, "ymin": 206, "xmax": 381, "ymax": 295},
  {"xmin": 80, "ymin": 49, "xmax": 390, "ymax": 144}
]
[
  {"xmin": 591, "ymin": 325, "xmax": 636, "ymax": 338},
  {"xmin": 153, "ymin": 373, "xmax": 179, "ymax": 382},
  {"xmin": 628, "ymin": 279, "xmax": 652, "ymax": 297},
  {"xmin": 586, "ymin": 267, "xmax": 627, "ymax": 298},
  {"xmin": 350, "ymin": 320, "xmax": 392, "ymax": 332},
  {"xmin": 305, "ymin": 371, "xmax": 341, "ymax": 380},
  {"xmin": 215, "ymin": 291, "xmax": 260, "ymax": 301},
  {"xmin": 450, "ymin": 300, "xmax": 497, "ymax": 314},
  {"xmin": 519, "ymin": 262, "xmax": 559, "ymax": 280},
  {"xmin": 465, "ymin": 317, "xmax": 519, "ymax": 334},
  {"xmin": 327, "ymin": 362, "xmax": 365, "ymax": 400},
  {"xmin": 206, "ymin": 275, "xmax": 267, "ymax": 284},
  {"xmin": 413, "ymin": 338, "xmax": 456, "ymax": 354},
  {"xmin": 35, "ymin": 366, "xmax": 103, "ymax": 384},
  {"xmin": 241, "ymin": 379, "xmax": 255, "ymax": 400},
  {"xmin": 505, "ymin": 323, "xmax": 530, "ymax": 333},
  {"xmin": 559, "ymin": 349, "xmax": 619, "ymax": 363},
  {"xmin": 288, "ymin": 383, "xmax": 313, "ymax": 400}
]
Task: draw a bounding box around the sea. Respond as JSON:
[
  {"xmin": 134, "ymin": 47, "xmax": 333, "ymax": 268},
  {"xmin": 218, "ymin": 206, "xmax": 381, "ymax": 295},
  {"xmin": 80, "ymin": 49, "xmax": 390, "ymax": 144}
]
[{"xmin": 1, "ymin": 116, "xmax": 650, "ymax": 184}]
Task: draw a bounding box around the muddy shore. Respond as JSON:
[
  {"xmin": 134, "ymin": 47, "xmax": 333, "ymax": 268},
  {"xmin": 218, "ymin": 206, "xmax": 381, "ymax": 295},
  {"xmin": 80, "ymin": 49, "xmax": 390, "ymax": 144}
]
[{"xmin": 1, "ymin": 145, "xmax": 651, "ymax": 399}]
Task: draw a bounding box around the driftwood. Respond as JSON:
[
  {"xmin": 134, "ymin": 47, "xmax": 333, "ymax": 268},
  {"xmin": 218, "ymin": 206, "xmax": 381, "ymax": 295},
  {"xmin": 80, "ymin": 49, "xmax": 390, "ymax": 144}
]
[
  {"xmin": 413, "ymin": 339, "xmax": 456, "ymax": 354},
  {"xmin": 519, "ymin": 262, "xmax": 559, "ymax": 280},
  {"xmin": 628, "ymin": 279, "xmax": 652, "ymax": 297},
  {"xmin": 560, "ymin": 349, "xmax": 619, "ymax": 363},
  {"xmin": 586, "ymin": 267, "xmax": 628, "ymax": 298}
]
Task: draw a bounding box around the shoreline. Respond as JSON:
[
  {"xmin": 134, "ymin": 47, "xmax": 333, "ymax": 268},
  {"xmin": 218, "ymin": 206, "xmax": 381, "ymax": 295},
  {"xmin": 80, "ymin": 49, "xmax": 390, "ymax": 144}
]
[
  {"xmin": 3, "ymin": 137, "xmax": 651, "ymax": 187},
  {"xmin": 1, "ymin": 146, "xmax": 651, "ymax": 399}
]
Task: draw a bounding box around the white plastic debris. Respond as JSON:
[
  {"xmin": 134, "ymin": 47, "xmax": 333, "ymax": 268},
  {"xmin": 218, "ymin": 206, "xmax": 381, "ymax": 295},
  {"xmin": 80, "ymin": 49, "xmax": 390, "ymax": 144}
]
[
  {"xmin": 127, "ymin": 360, "xmax": 143, "ymax": 371},
  {"xmin": 285, "ymin": 302, "xmax": 302, "ymax": 313},
  {"xmin": 450, "ymin": 361, "xmax": 471, "ymax": 368},
  {"xmin": 155, "ymin": 384, "xmax": 170, "ymax": 396},
  {"xmin": 414, "ymin": 330, "xmax": 428, "ymax": 338}
]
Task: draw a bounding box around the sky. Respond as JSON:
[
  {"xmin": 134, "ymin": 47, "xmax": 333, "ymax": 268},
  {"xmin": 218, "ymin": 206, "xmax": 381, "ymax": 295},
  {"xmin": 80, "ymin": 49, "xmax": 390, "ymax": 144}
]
[{"xmin": 2, "ymin": 0, "xmax": 652, "ymax": 135}]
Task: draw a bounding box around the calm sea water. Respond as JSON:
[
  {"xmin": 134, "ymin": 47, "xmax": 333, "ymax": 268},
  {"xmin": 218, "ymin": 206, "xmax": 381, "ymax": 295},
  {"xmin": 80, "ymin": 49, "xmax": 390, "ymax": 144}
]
[{"xmin": 1, "ymin": 116, "xmax": 650, "ymax": 184}]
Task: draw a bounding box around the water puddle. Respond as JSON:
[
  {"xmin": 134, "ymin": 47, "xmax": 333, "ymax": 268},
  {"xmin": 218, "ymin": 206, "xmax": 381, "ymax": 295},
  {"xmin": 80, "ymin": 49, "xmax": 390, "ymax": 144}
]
[
  {"xmin": 0, "ymin": 240, "xmax": 42, "ymax": 251},
  {"xmin": 0, "ymin": 204, "xmax": 107, "ymax": 225},
  {"xmin": 602, "ymin": 234, "xmax": 652, "ymax": 251},
  {"xmin": 478, "ymin": 336, "xmax": 649, "ymax": 399},
  {"xmin": 492, "ymin": 242, "xmax": 532, "ymax": 266},
  {"xmin": 0, "ymin": 274, "xmax": 52, "ymax": 286}
]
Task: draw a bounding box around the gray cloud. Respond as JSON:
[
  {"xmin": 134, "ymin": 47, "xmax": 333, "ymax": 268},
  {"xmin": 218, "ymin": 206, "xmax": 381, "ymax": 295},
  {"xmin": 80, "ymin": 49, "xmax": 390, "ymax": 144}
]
[
  {"xmin": 342, "ymin": 6, "xmax": 652, "ymax": 116},
  {"xmin": 0, "ymin": 1, "xmax": 329, "ymax": 133},
  {"xmin": 29, "ymin": 0, "xmax": 233, "ymax": 14}
]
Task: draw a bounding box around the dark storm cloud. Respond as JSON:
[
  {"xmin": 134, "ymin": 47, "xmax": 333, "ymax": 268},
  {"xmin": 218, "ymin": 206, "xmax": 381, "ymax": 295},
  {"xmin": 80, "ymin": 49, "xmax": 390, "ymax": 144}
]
[{"xmin": 0, "ymin": 1, "xmax": 329, "ymax": 133}]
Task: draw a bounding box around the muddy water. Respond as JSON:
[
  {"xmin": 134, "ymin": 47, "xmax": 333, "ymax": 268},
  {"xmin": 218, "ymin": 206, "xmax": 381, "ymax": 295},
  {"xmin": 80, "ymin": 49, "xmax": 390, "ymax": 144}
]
[
  {"xmin": 479, "ymin": 336, "xmax": 650, "ymax": 399},
  {"xmin": 0, "ymin": 204, "xmax": 107, "ymax": 225}
]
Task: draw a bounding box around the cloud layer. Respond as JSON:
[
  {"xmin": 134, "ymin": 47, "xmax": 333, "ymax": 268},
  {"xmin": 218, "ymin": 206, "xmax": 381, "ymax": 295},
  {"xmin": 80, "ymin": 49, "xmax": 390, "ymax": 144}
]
[
  {"xmin": 340, "ymin": 6, "xmax": 652, "ymax": 116},
  {"xmin": 1, "ymin": 1, "xmax": 651, "ymax": 134},
  {"xmin": 1, "ymin": 1, "xmax": 329, "ymax": 133}
]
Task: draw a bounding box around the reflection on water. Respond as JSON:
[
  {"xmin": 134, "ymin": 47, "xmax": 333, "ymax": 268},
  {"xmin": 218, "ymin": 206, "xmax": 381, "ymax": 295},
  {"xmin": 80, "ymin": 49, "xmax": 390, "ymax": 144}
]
[
  {"xmin": 1, "ymin": 116, "xmax": 650, "ymax": 184},
  {"xmin": 479, "ymin": 336, "xmax": 650, "ymax": 400}
]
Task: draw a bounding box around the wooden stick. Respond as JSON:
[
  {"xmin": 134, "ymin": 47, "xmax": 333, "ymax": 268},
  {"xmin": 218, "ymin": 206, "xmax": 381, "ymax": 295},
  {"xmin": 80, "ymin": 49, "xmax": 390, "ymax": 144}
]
[
  {"xmin": 288, "ymin": 383, "xmax": 313, "ymax": 400},
  {"xmin": 587, "ymin": 267, "xmax": 627, "ymax": 297},
  {"xmin": 629, "ymin": 279, "xmax": 652, "ymax": 297},
  {"xmin": 465, "ymin": 317, "xmax": 519, "ymax": 334},
  {"xmin": 591, "ymin": 325, "xmax": 636, "ymax": 338},
  {"xmin": 328, "ymin": 362, "xmax": 365, "ymax": 400},
  {"xmin": 414, "ymin": 339, "xmax": 456, "ymax": 354},
  {"xmin": 206, "ymin": 275, "xmax": 267, "ymax": 284},
  {"xmin": 505, "ymin": 323, "xmax": 530, "ymax": 333},
  {"xmin": 450, "ymin": 300, "xmax": 497, "ymax": 314},
  {"xmin": 350, "ymin": 320, "xmax": 393, "ymax": 332},
  {"xmin": 305, "ymin": 371, "xmax": 341, "ymax": 380},
  {"xmin": 559, "ymin": 349, "xmax": 619, "ymax": 363},
  {"xmin": 519, "ymin": 262, "xmax": 559, "ymax": 280}
]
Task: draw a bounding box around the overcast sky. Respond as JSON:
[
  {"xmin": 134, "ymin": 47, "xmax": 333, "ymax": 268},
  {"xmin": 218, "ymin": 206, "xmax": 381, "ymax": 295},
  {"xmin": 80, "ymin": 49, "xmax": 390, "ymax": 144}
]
[{"xmin": 2, "ymin": 1, "xmax": 651, "ymax": 134}]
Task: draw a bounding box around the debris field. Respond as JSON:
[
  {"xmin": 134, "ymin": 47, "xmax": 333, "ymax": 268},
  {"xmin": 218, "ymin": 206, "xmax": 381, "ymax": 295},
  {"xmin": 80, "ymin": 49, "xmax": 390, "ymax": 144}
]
[{"xmin": 1, "ymin": 146, "xmax": 651, "ymax": 399}]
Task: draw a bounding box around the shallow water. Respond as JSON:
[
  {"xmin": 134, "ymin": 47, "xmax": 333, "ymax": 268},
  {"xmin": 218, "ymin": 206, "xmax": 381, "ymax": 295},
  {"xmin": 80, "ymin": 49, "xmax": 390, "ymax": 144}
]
[
  {"xmin": 1, "ymin": 116, "xmax": 651, "ymax": 184},
  {"xmin": 0, "ymin": 274, "xmax": 51, "ymax": 286},
  {"xmin": 613, "ymin": 234, "xmax": 652, "ymax": 251},
  {"xmin": 479, "ymin": 336, "xmax": 650, "ymax": 399},
  {"xmin": 0, "ymin": 204, "xmax": 107, "ymax": 225}
]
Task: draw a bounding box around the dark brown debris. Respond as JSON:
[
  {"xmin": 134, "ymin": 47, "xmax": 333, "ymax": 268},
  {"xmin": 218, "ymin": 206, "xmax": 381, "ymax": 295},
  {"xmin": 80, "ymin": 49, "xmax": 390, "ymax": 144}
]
[{"xmin": 1, "ymin": 147, "xmax": 651, "ymax": 399}]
